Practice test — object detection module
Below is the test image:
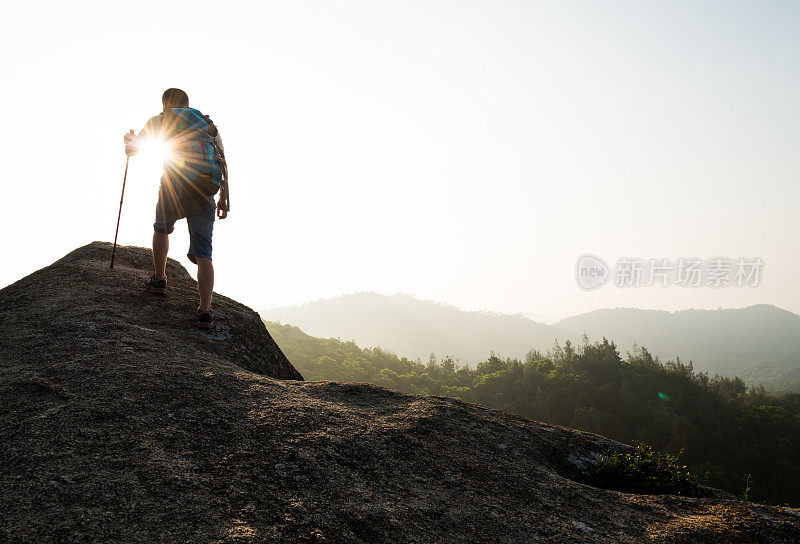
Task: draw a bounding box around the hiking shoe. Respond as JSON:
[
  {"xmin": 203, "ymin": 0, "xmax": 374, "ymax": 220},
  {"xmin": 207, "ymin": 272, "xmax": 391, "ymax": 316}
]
[
  {"xmin": 144, "ymin": 274, "xmax": 166, "ymax": 295},
  {"xmin": 197, "ymin": 309, "xmax": 214, "ymax": 330}
]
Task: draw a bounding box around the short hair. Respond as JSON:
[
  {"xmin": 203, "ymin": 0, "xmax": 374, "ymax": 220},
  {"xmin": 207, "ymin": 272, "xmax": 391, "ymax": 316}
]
[{"xmin": 162, "ymin": 88, "xmax": 189, "ymax": 108}]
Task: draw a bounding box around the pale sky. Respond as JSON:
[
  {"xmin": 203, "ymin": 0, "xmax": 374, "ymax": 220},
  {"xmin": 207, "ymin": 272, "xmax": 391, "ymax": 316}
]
[{"xmin": 1, "ymin": 1, "xmax": 798, "ymax": 321}]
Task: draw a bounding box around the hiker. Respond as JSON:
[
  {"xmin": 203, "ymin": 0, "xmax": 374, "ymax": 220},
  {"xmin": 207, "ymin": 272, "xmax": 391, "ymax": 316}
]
[{"xmin": 123, "ymin": 88, "xmax": 229, "ymax": 330}]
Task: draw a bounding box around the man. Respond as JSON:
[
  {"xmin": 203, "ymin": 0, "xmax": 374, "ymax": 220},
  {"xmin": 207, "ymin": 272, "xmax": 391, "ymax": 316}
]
[{"xmin": 124, "ymin": 88, "xmax": 229, "ymax": 330}]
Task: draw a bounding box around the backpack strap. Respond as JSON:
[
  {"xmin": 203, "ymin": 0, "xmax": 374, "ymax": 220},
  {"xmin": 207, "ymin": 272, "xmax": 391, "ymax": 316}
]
[{"xmin": 202, "ymin": 115, "xmax": 230, "ymax": 212}]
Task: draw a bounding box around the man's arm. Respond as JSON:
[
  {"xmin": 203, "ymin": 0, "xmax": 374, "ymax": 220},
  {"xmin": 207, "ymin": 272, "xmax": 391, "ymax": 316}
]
[
  {"xmin": 124, "ymin": 115, "xmax": 161, "ymax": 156},
  {"xmin": 215, "ymin": 132, "xmax": 229, "ymax": 218}
]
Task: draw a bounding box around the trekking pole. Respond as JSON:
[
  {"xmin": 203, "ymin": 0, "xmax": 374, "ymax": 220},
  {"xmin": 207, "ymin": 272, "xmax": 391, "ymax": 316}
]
[{"xmin": 111, "ymin": 129, "xmax": 135, "ymax": 268}]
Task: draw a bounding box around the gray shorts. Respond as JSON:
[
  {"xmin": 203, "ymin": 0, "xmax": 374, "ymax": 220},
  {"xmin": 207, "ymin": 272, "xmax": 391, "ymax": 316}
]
[{"xmin": 153, "ymin": 176, "xmax": 215, "ymax": 263}]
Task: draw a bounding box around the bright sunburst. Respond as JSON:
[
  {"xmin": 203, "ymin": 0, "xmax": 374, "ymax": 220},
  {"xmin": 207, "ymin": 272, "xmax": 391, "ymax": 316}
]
[{"xmin": 137, "ymin": 137, "xmax": 171, "ymax": 171}]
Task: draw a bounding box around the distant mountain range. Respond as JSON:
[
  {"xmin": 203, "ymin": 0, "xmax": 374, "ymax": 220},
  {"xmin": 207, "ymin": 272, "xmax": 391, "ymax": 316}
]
[{"xmin": 262, "ymin": 292, "xmax": 800, "ymax": 389}]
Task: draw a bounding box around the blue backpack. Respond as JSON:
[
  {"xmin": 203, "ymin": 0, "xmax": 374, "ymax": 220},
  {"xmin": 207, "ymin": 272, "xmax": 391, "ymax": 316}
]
[{"xmin": 163, "ymin": 107, "xmax": 229, "ymax": 210}]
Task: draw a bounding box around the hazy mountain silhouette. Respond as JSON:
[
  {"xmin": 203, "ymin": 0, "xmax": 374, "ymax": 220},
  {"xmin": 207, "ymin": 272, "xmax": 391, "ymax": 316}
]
[
  {"xmin": 557, "ymin": 305, "xmax": 800, "ymax": 381},
  {"xmin": 263, "ymin": 293, "xmax": 800, "ymax": 385},
  {"xmin": 4, "ymin": 243, "xmax": 799, "ymax": 542},
  {"xmin": 264, "ymin": 292, "xmax": 559, "ymax": 364}
]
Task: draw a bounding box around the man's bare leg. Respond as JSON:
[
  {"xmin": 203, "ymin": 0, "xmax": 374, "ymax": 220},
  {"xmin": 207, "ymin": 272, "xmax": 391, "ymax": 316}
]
[
  {"xmin": 197, "ymin": 257, "xmax": 214, "ymax": 312},
  {"xmin": 153, "ymin": 232, "xmax": 169, "ymax": 279}
]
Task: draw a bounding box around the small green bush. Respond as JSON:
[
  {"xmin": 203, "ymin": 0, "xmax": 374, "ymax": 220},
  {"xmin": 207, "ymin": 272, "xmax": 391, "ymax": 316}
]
[{"xmin": 583, "ymin": 443, "xmax": 711, "ymax": 497}]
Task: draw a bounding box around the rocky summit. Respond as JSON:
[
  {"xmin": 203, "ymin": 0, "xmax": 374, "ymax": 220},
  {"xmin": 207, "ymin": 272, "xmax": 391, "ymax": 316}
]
[{"xmin": 1, "ymin": 242, "xmax": 799, "ymax": 543}]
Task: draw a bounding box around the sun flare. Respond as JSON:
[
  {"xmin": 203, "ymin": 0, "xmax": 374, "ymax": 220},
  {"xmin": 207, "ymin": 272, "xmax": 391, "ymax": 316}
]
[
  {"xmin": 135, "ymin": 136, "xmax": 173, "ymax": 179},
  {"xmin": 138, "ymin": 137, "xmax": 170, "ymax": 165}
]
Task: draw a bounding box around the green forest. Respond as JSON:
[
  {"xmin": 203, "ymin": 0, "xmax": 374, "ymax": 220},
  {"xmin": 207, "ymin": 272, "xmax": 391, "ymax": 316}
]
[{"xmin": 266, "ymin": 321, "xmax": 800, "ymax": 507}]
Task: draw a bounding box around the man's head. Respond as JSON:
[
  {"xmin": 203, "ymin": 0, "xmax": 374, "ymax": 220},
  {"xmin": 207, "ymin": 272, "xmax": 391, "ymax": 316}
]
[{"xmin": 162, "ymin": 88, "xmax": 189, "ymax": 110}]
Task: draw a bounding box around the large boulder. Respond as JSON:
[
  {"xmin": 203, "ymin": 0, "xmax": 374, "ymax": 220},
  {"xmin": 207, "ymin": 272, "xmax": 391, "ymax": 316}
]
[{"xmin": 0, "ymin": 243, "xmax": 798, "ymax": 543}]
